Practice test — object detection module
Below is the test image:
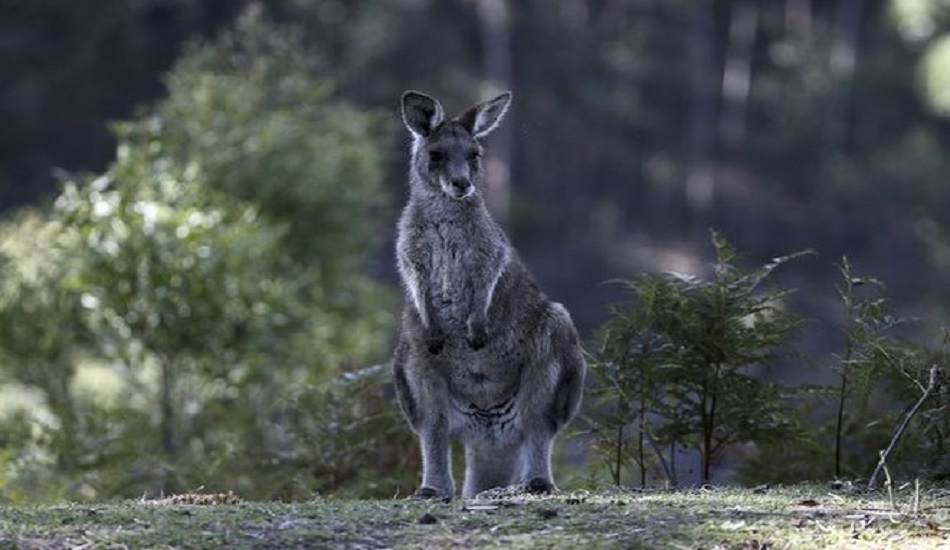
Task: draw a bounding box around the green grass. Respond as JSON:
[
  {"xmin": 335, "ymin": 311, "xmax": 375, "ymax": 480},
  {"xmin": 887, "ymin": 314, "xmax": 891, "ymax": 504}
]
[{"xmin": 1, "ymin": 485, "xmax": 948, "ymax": 549}]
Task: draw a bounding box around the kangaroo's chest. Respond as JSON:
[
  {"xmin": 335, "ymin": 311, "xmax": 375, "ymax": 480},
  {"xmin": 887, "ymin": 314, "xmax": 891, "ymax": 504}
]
[
  {"xmin": 422, "ymin": 221, "xmax": 492, "ymax": 303},
  {"xmin": 427, "ymin": 224, "xmax": 466, "ymax": 301}
]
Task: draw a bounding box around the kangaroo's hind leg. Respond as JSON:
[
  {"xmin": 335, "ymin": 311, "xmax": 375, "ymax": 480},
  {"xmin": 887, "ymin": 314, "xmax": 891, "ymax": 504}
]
[
  {"xmin": 518, "ymin": 303, "xmax": 587, "ymax": 494},
  {"xmin": 392, "ymin": 341, "xmax": 455, "ymax": 500},
  {"xmin": 520, "ymin": 433, "xmax": 556, "ymax": 493}
]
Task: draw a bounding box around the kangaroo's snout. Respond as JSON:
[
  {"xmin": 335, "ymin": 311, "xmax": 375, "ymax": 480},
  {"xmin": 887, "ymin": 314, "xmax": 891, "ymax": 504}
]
[{"xmin": 447, "ymin": 177, "xmax": 473, "ymax": 199}]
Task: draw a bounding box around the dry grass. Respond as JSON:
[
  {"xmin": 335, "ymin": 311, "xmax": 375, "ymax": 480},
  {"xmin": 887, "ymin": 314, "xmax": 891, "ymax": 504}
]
[{"xmin": 1, "ymin": 484, "xmax": 947, "ymax": 549}]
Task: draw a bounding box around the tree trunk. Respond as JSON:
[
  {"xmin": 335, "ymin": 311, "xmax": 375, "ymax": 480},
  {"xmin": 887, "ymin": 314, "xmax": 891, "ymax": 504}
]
[
  {"xmin": 785, "ymin": 0, "xmax": 812, "ymax": 38},
  {"xmin": 475, "ymin": 0, "xmax": 513, "ymax": 228},
  {"xmin": 835, "ymin": 281, "xmax": 857, "ymax": 479},
  {"xmin": 159, "ymin": 354, "xmax": 177, "ymax": 459},
  {"xmin": 834, "ymin": 371, "xmax": 848, "ymax": 478},
  {"xmin": 614, "ymin": 424, "xmax": 624, "ymax": 486},
  {"xmin": 638, "ymin": 394, "xmax": 647, "ymax": 488},
  {"xmin": 719, "ymin": 0, "xmax": 759, "ymax": 148},
  {"xmin": 826, "ymin": 0, "xmax": 865, "ymax": 149},
  {"xmin": 47, "ymin": 362, "xmax": 78, "ymax": 472},
  {"xmin": 685, "ymin": 0, "xmax": 719, "ymax": 224},
  {"xmin": 702, "ymin": 381, "xmax": 718, "ymax": 485}
]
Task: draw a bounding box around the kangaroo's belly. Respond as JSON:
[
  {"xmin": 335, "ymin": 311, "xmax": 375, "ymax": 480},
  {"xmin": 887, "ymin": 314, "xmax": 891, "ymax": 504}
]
[
  {"xmin": 448, "ymin": 395, "xmax": 521, "ymax": 445},
  {"xmin": 442, "ymin": 351, "xmax": 523, "ymax": 444}
]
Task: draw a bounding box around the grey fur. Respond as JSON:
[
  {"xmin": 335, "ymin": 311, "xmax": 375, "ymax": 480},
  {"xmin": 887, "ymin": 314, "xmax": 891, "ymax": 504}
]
[{"xmin": 392, "ymin": 91, "xmax": 586, "ymax": 500}]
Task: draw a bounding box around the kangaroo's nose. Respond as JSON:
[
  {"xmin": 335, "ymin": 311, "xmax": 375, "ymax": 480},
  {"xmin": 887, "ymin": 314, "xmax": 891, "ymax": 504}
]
[{"xmin": 450, "ymin": 178, "xmax": 471, "ymax": 194}]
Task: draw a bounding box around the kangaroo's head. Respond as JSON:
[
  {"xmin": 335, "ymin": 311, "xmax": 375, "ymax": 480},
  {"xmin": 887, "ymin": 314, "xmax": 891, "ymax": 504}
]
[{"xmin": 401, "ymin": 91, "xmax": 512, "ymax": 201}]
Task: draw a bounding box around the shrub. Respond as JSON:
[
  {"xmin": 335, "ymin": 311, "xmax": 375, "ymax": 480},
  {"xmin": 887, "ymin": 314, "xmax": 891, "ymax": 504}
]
[{"xmin": 591, "ymin": 231, "xmax": 809, "ymax": 486}]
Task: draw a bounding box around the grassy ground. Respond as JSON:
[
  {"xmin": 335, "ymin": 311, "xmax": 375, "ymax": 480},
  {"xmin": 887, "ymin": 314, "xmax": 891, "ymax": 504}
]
[{"xmin": 1, "ymin": 485, "xmax": 948, "ymax": 549}]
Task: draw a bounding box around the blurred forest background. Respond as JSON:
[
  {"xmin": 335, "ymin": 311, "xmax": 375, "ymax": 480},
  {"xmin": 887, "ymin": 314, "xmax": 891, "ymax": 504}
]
[{"xmin": 0, "ymin": 0, "xmax": 948, "ymax": 502}]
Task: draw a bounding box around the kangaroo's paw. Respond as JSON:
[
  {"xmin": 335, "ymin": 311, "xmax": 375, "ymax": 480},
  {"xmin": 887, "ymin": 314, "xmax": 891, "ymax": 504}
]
[
  {"xmin": 423, "ymin": 325, "xmax": 447, "ymax": 355},
  {"xmin": 425, "ymin": 338, "xmax": 445, "ymax": 355},
  {"xmin": 413, "ymin": 486, "xmax": 452, "ymax": 502},
  {"xmin": 466, "ymin": 314, "xmax": 488, "ymax": 350},
  {"xmin": 524, "ymin": 477, "xmax": 556, "ymax": 495}
]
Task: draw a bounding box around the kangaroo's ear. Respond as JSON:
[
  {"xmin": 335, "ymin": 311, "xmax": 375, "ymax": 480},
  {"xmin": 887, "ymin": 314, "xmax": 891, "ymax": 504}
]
[
  {"xmin": 402, "ymin": 91, "xmax": 444, "ymax": 137},
  {"xmin": 458, "ymin": 92, "xmax": 512, "ymax": 139}
]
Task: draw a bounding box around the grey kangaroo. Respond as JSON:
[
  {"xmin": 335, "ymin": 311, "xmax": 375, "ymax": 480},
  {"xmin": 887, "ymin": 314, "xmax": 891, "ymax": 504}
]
[{"xmin": 391, "ymin": 90, "xmax": 586, "ymax": 500}]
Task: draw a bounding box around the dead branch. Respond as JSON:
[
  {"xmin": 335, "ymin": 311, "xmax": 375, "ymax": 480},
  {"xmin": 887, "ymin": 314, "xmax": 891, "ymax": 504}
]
[{"xmin": 867, "ymin": 365, "xmax": 939, "ymax": 491}]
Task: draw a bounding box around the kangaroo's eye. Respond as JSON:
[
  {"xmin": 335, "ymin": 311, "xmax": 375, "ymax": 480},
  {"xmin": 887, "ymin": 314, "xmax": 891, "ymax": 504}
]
[
  {"xmin": 428, "ymin": 151, "xmax": 445, "ymax": 163},
  {"xmin": 467, "ymin": 150, "xmax": 481, "ymax": 162}
]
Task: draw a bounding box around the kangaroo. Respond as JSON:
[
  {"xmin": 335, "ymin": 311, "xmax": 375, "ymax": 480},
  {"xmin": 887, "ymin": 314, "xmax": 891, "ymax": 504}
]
[{"xmin": 391, "ymin": 90, "xmax": 586, "ymax": 500}]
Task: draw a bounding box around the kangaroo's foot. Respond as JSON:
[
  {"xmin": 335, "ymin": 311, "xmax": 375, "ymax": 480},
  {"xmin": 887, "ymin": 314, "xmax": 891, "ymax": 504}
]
[
  {"xmin": 524, "ymin": 477, "xmax": 556, "ymax": 495},
  {"xmin": 413, "ymin": 486, "xmax": 452, "ymax": 502}
]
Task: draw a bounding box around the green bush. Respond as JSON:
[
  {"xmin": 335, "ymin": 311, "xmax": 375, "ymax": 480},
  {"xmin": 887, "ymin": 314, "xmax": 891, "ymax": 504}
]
[
  {"xmin": 590, "ymin": 235, "xmax": 949, "ymax": 488},
  {"xmin": 590, "ymin": 232, "xmax": 809, "ymax": 486},
  {"xmin": 0, "ymin": 13, "xmax": 406, "ymax": 502}
]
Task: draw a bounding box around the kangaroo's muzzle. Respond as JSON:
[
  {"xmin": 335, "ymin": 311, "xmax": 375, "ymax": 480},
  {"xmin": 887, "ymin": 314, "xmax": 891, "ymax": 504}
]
[{"xmin": 443, "ymin": 177, "xmax": 474, "ymax": 200}]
